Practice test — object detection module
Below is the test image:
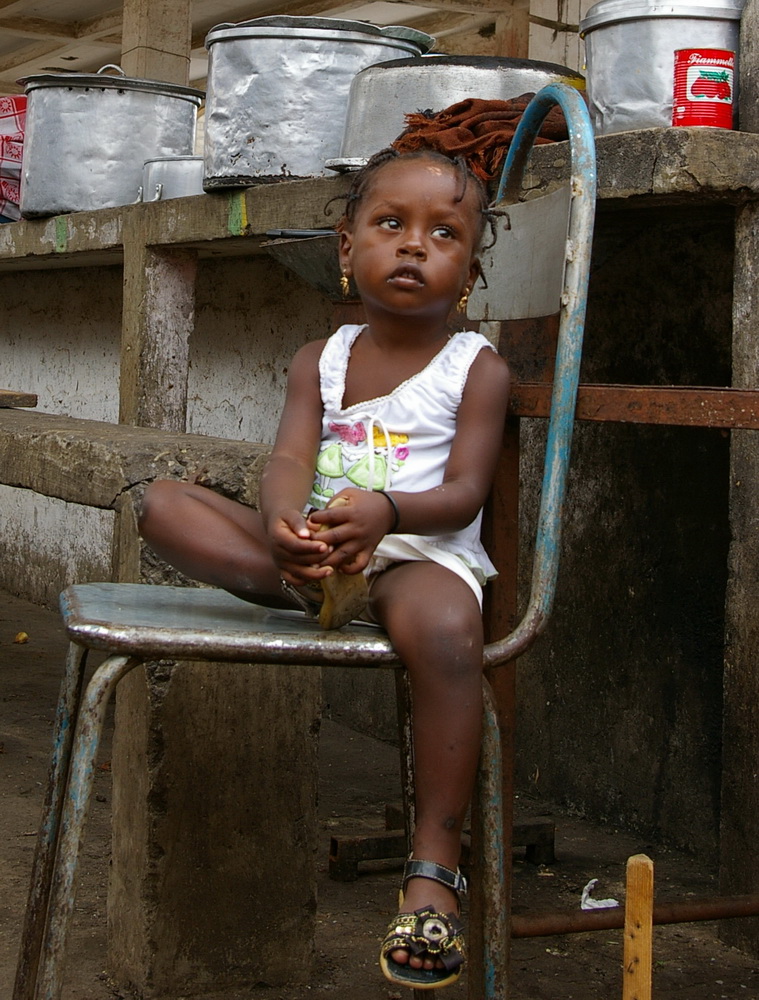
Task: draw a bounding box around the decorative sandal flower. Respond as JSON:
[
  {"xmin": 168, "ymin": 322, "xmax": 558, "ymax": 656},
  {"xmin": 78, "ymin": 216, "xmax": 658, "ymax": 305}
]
[{"xmin": 379, "ymin": 858, "xmax": 467, "ymax": 990}]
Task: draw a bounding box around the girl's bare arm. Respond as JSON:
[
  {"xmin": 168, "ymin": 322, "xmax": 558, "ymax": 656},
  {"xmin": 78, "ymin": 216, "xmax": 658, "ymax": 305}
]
[{"xmin": 260, "ymin": 339, "xmax": 336, "ymax": 581}]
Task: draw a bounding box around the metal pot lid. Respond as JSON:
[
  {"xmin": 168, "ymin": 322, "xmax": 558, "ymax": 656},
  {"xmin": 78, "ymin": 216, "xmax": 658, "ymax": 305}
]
[
  {"xmin": 352, "ymin": 54, "xmax": 585, "ymax": 76},
  {"xmin": 580, "ymin": 0, "xmax": 746, "ymax": 33},
  {"xmin": 377, "ymin": 26, "xmax": 434, "ymax": 53},
  {"xmin": 18, "ymin": 64, "xmax": 204, "ymax": 102},
  {"xmin": 143, "ymin": 155, "xmax": 204, "ymax": 165},
  {"xmin": 206, "ymin": 16, "xmax": 432, "ymax": 51}
]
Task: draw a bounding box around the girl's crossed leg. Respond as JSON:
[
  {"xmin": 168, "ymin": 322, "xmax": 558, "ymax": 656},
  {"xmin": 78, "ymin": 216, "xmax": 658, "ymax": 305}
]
[{"xmin": 138, "ymin": 479, "xmax": 288, "ymax": 606}]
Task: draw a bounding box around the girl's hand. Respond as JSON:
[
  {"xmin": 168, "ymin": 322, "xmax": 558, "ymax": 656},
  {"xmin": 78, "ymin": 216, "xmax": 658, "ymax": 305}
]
[
  {"xmin": 306, "ymin": 489, "xmax": 395, "ymax": 574},
  {"xmin": 268, "ymin": 507, "xmax": 334, "ymax": 585}
]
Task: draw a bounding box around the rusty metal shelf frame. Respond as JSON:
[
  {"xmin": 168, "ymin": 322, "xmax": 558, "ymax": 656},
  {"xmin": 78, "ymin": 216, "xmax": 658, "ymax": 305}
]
[{"xmin": 511, "ymin": 382, "xmax": 759, "ymax": 428}]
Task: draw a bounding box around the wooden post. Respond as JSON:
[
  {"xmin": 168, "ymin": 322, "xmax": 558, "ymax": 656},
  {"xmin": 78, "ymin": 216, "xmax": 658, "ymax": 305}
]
[
  {"xmin": 121, "ymin": 0, "xmax": 192, "ymax": 85},
  {"xmin": 494, "ymin": 0, "xmax": 530, "ymax": 59},
  {"xmin": 120, "ymin": 232, "xmax": 197, "ymax": 431},
  {"xmin": 623, "ymin": 854, "xmax": 654, "ymax": 1000}
]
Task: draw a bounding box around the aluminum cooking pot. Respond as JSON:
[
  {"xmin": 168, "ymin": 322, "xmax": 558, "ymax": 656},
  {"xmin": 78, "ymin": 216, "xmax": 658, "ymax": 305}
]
[
  {"xmin": 330, "ymin": 55, "xmax": 585, "ymax": 169},
  {"xmin": 19, "ymin": 65, "xmax": 203, "ymax": 217},
  {"xmin": 203, "ymin": 16, "xmax": 434, "ymax": 186}
]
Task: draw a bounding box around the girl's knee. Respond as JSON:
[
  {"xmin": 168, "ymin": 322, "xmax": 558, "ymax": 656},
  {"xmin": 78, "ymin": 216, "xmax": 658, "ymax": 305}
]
[{"xmin": 138, "ymin": 479, "xmax": 183, "ymax": 533}]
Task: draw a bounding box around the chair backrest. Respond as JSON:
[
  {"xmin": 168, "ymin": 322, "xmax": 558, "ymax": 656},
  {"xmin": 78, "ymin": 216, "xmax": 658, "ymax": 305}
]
[{"xmin": 472, "ymin": 84, "xmax": 597, "ymax": 667}]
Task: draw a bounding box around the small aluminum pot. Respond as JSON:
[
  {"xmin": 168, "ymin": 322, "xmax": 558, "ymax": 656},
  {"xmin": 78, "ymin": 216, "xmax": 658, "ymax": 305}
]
[
  {"xmin": 331, "ymin": 55, "xmax": 586, "ymax": 169},
  {"xmin": 203, "ymin": 16, "xmax": 434, "ymax": 186},
  {"xmin": 19, "ymin": 65, "xmax": 203, "ymax": 217},
  {"xmin": 140, "ymin": 155, "xmax": 205, "ymax": 202},
  {"xmin": 580, "ymin": 0, "xmax": 745, "ymax": 134}
]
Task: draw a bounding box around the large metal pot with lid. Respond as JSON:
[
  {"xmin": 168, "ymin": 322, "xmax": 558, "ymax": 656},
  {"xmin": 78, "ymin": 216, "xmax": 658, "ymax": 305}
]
[
  {"xmin": 19, "ymin": 65, "xmax": 203, "ymax": 217},
  {"xmin": 202, "ymin": 16, "xmax": 434, "ymax": 186},
  {"xmin": 580, "ymin": 0, "xmax": 745, "ymax": 133}
]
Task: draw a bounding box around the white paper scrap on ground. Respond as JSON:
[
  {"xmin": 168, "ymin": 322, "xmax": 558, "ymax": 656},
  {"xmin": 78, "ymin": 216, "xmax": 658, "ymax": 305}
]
[{"xmin": 580, "ymin": 878, "xmax": 620, "ymax": 910}]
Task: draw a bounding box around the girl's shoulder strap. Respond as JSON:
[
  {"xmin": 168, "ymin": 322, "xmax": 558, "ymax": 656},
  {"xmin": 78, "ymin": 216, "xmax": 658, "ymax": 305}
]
[
  {"xmin": 319, "ymin": 324, "xmax": 365, "ymax": 411},
  {"xmin": 430, "ymin": 329, "xmax": 498, "ymax": 401}
]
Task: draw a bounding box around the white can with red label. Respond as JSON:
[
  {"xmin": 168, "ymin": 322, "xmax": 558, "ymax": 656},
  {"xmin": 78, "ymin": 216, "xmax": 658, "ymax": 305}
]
[{"xmin": 673, "ymin": 48, "xmax": 735, "ymax": 128}]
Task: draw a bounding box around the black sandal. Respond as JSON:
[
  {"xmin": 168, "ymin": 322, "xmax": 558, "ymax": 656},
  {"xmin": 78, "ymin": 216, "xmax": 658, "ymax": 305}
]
[{"xmin": 379, "ymin": 858, "xmax": 467, "ymax": 991}]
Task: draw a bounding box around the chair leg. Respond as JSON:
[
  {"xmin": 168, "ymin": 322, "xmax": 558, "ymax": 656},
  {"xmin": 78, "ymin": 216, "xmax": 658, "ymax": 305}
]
[
  {"xmin": 477, "ymin": 678, "xmax": 509, "ymax": 1000},
  {"xmin": 394, "ymin": 667, "xmax": 415, "ymax": 849},
  {"xmin": 394, "ymin": 671, "xmax": 508, "ymax": 999},
  {"xmin": 34, "ymin": 653, "xmax": 140, "ymax": 1000},
  {"xmin": 13, "ymin": 643, "xmax": 90, "ymax": 1000}
]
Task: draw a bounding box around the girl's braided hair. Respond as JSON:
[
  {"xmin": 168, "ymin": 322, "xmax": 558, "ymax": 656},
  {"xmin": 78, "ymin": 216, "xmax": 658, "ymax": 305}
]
[{"xmin": 328, "ymin": 146, "xmax": 498, "ymax": 250}]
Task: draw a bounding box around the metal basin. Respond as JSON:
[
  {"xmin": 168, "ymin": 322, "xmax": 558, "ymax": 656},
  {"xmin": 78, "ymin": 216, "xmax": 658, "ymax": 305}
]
[{"xmin": 330, "ymin": 55, "xmax": 585, "ymax": 169}]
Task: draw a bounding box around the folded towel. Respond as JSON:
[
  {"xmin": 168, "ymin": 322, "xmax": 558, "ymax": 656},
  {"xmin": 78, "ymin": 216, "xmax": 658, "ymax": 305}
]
[{"xmin": 392, "ymin": 95, "xmax": 570, "ymax": 183}]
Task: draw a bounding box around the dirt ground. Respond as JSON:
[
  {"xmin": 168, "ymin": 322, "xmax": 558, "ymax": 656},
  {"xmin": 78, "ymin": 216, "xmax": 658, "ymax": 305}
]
[{"xmin": 2, "ymin": 590, "xmax": 758, "ymax": 1000}]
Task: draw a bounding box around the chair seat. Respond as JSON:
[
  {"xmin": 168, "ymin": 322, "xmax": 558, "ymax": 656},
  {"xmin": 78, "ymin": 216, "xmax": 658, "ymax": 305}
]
[{"xmin": 61, "ymin": 583, "xmax": 400, "ymax": 667}]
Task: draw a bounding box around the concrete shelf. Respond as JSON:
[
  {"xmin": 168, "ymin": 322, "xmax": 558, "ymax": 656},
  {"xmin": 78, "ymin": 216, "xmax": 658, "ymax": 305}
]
[{"xmin": 1, "ymin": 129, "xmax": 757, "ymax": 274}]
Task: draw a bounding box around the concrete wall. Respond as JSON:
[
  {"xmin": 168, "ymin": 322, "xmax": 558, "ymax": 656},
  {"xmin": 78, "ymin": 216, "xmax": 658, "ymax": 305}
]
[
  {"xmin": 0, "ymin": 266, "xmax": 122, "ymax": 421},
  {"xmin": 515, "ymin": 205, "xmax": 734, "ymax": 858},
  {"xmin": 189, "ymin": 257, "xmax": 332, "ymax": 442},
  {"xmin": 0, "ymin": 256, "xmax": 331, "ymax": 607}
]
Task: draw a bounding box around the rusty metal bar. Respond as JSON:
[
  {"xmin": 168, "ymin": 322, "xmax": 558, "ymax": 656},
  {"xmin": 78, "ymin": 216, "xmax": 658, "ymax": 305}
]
[
  {"xmin": 511, "ymin": 382, "xmax": 759, "ymax": 428},
  {"xmin": 511, "ymin": 893, "xmax": 759, "ymax": 937}
]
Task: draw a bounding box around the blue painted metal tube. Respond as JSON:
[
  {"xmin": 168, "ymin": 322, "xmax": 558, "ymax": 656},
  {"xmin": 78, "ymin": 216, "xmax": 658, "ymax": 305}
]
[
  {"xmin": 485, "ymin": 83, "xmax": 597, "ymax": 669},
  {"xmin": 37, "ymin": 653, "xmax": 140, "ymax": 1000},
  {"xmin": 13, "ymin": 644, "xmax": 89, "ymax": 1000},
  {"xmin": 478, "ymin": 679, "xmax": 507, "ymax": 1000}
]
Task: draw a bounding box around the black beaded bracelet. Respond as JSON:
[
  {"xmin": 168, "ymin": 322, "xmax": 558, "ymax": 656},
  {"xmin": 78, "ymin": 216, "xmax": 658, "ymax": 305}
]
[{"xmin": 377, "ymin": 489, "xmax": 401, "ymax": 533}]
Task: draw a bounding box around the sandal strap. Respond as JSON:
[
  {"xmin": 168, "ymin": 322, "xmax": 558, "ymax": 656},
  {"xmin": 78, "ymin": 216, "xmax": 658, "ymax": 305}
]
[
  {"xmin": 403, "ymin": 857, "xmax": 468, "ymax": 897},
  {"xmin": 280, "ymin": 578, "xmax": 320, "ymax": 618}
]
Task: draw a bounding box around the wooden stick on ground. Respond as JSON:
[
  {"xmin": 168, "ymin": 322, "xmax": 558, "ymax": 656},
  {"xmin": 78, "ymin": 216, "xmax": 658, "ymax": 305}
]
[{"xmin": 623, "ymin": 853, "xmax": 654, "ymax": 1000}]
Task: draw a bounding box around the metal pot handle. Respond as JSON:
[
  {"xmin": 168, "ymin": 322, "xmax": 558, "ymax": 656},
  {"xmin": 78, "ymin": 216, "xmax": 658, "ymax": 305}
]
[
  {"xmin": 96, "ymin": 64, "xmax": 126, "ymax": 77},
  {"xmin": 147, "ymin": 183, "xmax": 164, "ymax": 202}
]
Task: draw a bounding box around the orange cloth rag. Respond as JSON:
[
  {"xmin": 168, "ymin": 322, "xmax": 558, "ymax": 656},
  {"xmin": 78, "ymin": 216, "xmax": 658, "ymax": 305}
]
[{"xmin": 392, "ymin": 95, "xmax": 571, "ymax": 183}]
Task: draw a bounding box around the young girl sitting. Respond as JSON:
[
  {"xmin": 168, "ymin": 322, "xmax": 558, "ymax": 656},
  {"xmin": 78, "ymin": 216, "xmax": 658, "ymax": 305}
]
[{"xmin": 138, "ymin": 146, "xmax": 511, "ymax": 991}]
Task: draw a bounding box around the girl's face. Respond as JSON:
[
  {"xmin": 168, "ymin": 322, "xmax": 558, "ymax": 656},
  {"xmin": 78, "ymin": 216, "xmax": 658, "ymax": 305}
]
[{"xmin": 339, "ymin": 156, "xmax": 482, "ymax": 328}]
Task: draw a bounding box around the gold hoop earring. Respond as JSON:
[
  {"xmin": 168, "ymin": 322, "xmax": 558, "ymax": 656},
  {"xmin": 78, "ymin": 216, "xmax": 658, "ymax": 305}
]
[
  {"xmin": 457, "ymin": 288, "xmax": 470, "ymax": 313},
  {"xmin": 340, "ymin": 272, "xmax": 350, "ymax": 298}
]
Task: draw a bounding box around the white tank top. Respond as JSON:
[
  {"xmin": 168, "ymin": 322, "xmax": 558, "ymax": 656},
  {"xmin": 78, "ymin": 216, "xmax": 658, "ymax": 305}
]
[{"xmin": 309, "ymin": 324, "xmax": 498, "ymax": 595}]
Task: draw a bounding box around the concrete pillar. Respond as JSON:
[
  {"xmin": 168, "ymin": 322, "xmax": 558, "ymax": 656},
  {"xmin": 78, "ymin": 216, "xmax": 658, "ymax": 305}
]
[
  {"xmin": 121, "ymin": 0, "xmax": 192, "ymax": 86},
  {"xmin": 720, "ymin": 0, "xmax": 759, "ymax": 953},
  {"xmin": 110, "ymin": 202, "xmax": 323, "ymax": 993},
  {"xmin": 109, "ymin": 662, "xmax": 321, "ymax": 995}
]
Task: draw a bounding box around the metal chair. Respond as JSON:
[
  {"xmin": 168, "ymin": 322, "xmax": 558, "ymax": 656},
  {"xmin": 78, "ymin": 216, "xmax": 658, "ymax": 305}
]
[{"xmin": 14, "ymin": 84, "xmax": 596, "ymax": 1000}]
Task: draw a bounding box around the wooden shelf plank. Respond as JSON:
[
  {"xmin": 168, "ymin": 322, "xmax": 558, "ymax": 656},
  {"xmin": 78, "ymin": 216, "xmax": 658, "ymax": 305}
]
[{"xmin": 0, "ymin": 389, "xmax": 37, "ymax": 407}]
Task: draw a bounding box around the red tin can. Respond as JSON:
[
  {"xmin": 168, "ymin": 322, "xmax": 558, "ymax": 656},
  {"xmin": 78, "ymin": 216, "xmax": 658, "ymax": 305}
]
[{"xmin": 673, "ymin": 48, "xmax": 735, "ymax": 128}]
